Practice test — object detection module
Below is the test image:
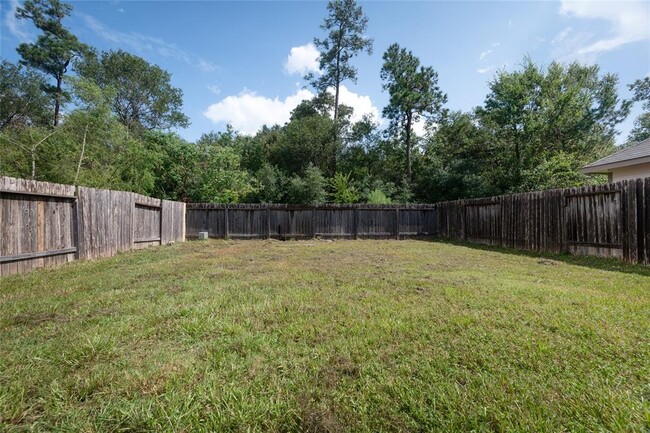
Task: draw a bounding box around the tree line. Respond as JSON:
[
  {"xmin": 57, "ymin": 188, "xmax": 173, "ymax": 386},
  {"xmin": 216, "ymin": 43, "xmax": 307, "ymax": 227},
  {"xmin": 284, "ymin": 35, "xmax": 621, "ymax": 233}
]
[{"xmin": 1, "ymin": 0, "xmax": 649, "ymax": 204}]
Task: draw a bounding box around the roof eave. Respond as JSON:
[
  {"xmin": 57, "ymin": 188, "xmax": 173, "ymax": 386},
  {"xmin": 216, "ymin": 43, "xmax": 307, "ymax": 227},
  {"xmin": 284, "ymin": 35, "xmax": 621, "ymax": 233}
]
[{"xmin": 581, "ymin": 155, "xmax": 650, "ymax": 174}]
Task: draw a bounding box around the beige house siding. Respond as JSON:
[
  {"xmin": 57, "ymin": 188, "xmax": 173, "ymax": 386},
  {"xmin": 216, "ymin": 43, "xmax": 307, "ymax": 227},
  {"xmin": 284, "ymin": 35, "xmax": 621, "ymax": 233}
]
[{"xmin": 609, "ymin": 162, "xmax": 650, "ymax": 182}]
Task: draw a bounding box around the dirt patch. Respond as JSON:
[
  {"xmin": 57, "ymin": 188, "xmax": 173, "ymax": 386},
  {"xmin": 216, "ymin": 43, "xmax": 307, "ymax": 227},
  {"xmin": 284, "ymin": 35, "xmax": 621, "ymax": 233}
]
[
  {"xmin": 537, "ymin": 259, "xmax": 562, "ymax": 266},
  {"xmin": 320, "ymin": 355, "xmax": 360, "ymax": 388},
  {"xmin": 167, "ymin": 284, "xmax": 185, "ymax": 294},
  {"xmin": 298, "ymin": 394, "xmax": 345, "ymax": 433},
  {"xmin": 8, "ymin": 311, "xmax": 68, "ymax": 326}
]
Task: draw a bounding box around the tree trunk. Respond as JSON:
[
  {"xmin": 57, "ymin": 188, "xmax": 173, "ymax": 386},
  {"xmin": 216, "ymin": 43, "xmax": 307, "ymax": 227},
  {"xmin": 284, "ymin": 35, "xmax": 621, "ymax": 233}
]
[
  {"xmin": 332, "ymin": 51, "xmax": 341, "ymax": 174},
  {"xmin": 334, "ymin": 77, "xmax": 340, "ymax": 122},
  {"xmin": 333, "ymin": 38, "xmax": 342, "ymax": 123},
  {"xmin": 53, "ymin": 60, "xmax": 69, "ymax": 127},
  {"xmin": 405, "ymin": 111, "xmax": 413, "ymax": 183},
  {"xmin": 54, "ymin": 75, "xmax": 62, "ymax": 127}
]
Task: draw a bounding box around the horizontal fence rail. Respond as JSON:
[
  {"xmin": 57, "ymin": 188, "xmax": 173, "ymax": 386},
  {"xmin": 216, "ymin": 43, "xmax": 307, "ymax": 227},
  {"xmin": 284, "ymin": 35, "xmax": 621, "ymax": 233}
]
[
  {"xmin": 0, "ymin": 176, "xmax": 185, "ymax": 276},
  {"xmin": 186, "ymin": 204, "xmax": 438, "ymax": 241},
  {"xmin": 435, "ymin": 177, "xmax": 650, "ymax": 265}
]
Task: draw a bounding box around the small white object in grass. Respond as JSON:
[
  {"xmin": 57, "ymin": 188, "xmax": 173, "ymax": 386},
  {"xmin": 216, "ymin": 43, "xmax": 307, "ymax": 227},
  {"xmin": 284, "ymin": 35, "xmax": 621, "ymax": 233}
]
[{"xmin": 197, "ymin": 231, "xmax": 209, "ymax": 240}]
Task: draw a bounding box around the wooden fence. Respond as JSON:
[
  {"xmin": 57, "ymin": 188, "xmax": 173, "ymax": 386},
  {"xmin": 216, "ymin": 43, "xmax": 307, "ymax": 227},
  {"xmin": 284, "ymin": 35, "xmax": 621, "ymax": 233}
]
[
  {"xmin": 186, "ymin": 204, "xmax": 437, "ymax": 240},
  {"xmin": 436, "ymin": 178, "xmax": 650, "ymax": 264},
  {"xmin": 0, "ymin": 176, "xmax": 185, "ymax": 276},
  {"xmin": 4, "ymin": 174, "xmax": 649, "ymax": 276}
]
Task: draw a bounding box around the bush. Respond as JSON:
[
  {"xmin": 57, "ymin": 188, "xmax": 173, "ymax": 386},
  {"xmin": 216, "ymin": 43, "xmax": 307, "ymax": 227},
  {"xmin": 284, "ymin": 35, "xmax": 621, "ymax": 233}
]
[
  {"xmin": 366, "ymin": 188, "xmax": 391, "ymax": 204},
  {"xmin": 328, "ymin": 172, "xmax": 360, "ymax": 203},
  {"xmin": 285, "ymin": 164, "xmax": 327, "ymax": 204}
]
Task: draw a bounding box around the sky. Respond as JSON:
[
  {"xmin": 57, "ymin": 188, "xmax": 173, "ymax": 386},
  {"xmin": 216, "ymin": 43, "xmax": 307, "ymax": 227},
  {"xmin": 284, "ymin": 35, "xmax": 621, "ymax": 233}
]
[{"xmin": 1, "ymin": 0, "xmax": 649, "ymax": 145}]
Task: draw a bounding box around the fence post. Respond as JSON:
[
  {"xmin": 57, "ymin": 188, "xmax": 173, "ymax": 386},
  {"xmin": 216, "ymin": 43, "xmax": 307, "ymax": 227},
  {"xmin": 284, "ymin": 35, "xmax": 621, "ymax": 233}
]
[
  {"xmin": 354, "ymin": 206, "xmax": 359, "ymax": 240},
  {"xmin": 159, "ymin": 199, "xmax": 163, "ymax": 245},
  {"xmin": 224, "ymin": 205, "xmax": 229, "ymax": 239},
  {"xmin": 636, "ymin": 178, "xmax": 645, "ymax": 264},
  {"xmin": 266, "ymin": 206, "xmax": 271, "ymax": 239},
  {"xmin": 73, "ymin": 193, "xmax": 81, "ymax": 259},
  {"xmin": 395, "ymin": 208, "xmax": 400, "ymax": 240}
]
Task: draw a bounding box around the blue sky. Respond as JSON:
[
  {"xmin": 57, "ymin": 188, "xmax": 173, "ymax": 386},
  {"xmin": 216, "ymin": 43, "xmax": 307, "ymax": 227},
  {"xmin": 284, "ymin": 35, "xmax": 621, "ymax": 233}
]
[{"xmin": 1, "ymin": 0, "xmax": 649, "ymax": 144}]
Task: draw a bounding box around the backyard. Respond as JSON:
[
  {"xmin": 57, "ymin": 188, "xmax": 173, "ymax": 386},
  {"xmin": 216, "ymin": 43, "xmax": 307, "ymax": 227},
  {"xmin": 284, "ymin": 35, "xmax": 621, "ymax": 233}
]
[{"xmin": 1, "ymin": 239, "xmax": 649, "ymax": 432}]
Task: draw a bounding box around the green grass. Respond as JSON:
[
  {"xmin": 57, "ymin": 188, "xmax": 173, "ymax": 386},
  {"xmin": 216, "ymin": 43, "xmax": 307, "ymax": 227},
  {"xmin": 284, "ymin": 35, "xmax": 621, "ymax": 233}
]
[{"xmin": 1, "ymin": 239, "xmax": 649, "ymax": 432}]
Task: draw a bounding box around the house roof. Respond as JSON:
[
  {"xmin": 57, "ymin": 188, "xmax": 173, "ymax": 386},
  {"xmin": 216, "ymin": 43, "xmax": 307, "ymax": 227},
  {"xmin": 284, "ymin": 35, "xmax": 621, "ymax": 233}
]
[{"xmin": 581, "ymin": 137, "xmax": 650, "ymax": 174}]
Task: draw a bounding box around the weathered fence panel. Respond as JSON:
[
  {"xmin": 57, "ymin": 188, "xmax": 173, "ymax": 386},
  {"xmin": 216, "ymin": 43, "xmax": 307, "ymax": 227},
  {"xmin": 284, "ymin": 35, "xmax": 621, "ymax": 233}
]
[
  {"xmin": 1, "ymin": 176, "xmax": 185, "ymax": 276},
  {"xmin": 357, "ymin": 209, "xmax": 395, "ymax": 238},
  {"xmin": 161, "ymin": 200, "xmax": 186, "ymax": 245},
  {"xmin": 436, "ymin": 178, "xmax": 650, "ymax": 264},
  {"xmin": 133, "ymin": 194, "xmax": 162, "ymax": 250},
  {"xmin": 186, "ymin": 204, "xmax": 437, "ymax": 240},
  {"xmin": 0, "ymin": 177, "xmax": 76, "ymax": 276}
]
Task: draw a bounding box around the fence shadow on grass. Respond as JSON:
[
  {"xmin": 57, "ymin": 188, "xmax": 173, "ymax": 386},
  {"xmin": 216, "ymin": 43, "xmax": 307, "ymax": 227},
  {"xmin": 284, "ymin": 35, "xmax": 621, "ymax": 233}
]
[{"xmin": 428, "ymin": 238, "xmax": 650, "ymax": 279}]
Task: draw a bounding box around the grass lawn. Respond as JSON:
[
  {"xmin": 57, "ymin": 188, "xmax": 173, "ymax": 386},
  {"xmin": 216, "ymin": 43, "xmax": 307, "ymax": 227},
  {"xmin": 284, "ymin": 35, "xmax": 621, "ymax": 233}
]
[{"xmin": 1, "ymin": 239, "xmax": 649, "ymax": 432}]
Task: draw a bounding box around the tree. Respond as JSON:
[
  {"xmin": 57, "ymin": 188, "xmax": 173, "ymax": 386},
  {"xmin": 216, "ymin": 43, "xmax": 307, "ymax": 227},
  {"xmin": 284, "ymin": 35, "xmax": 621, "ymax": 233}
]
[
  {"xmin": 15, "ymin": 0, "xmax": 88, "ymax": 126},
  {"xmin": 0, "ymin": 61, "xmax": 53, "ymax": 130},
  {"xmin": 380, "ymin": 43, "xmax": 447, "ymax": 183},
  {"xmin": 0, "ymin": 127, "xmax": 56, "ymax": 179},
  {"xmin": 45, "ymin": 77, "xmax": 161, "ymax": 192},
  {"xmin": 307, "ymin": 0, "xmax": 373, "ymax": 124},
  {"xmin": 416, "ymin": 111, "xmax": 499, "ymax": 203},
  {"xmin": 193, "ymin": 139, "xmax": 256, "ymax": 203},
  {"xmin": 285, "ymin": 164, "xmax": 327, "ymax": 204},
  {"xmin": 366, "ymin": 188, "xmax": 391, "ymax": 204},
  {"xmin": 77, "ymin": 50, "xmax": 189, "ymax": 131},
  {"xmin": 628, "ymin": 77, "xmax": 650, "ymax": 143},
  {"xmin": 268, "ymin": 101, "xmax": 338, "ymax": 176},
  {"xmin": 250, "ymin": 163, "xmax": 286, "ymax": 203},
  {"xmin": 328, "ymin": 172, "xmax": 359, "ymax": 203},
  {"xmin": 476, "ymin": 58, "xmax": 630, "ymax": 192}
]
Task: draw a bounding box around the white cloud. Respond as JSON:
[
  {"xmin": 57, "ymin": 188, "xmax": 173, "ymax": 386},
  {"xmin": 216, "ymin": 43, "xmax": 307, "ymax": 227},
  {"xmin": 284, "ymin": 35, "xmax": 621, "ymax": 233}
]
[
  {"xmin": 197, "ymin": 59, "xmax": 218, "ymax": 73},
  {"xmin": 552, "ymin": 26, "xmax": 573, "ymax": 45},
  {"xmin": 477, "ymin": 66, "xmax": 494, "ymax": 74},
  {"xmin": 479, "ymin": 49, "xmax": 492, "ymax": 60},
  {"xmin": 492, "ymin": 42, "xmax": 501, "ymax": 47},
  {"xmin": 203, "ymin": 85, "xmax": 379, "ymax": 135},
  {"xmin": 118, "ymin": 8, "xmax": 124, "ymax": 13},
  {"xmin": 284, "ymin": 43, "xmax": 320, "ymax": 75},
  {"xmin": 204, "ymin": 89, "xmax": 314, "ymax": 135},
  {"xmin": 80, "ymin": 13, "xmax": 218, "ymax": 73},
  {"xmin": 508, "ymin": 20, "xmax": 513, "ymax": 28},
  {"xmin": 4, "ymin": 0, "xmax": 32, "ymax": 42},
  {"xmin": 207, "ymin": 84, "xmax": 221, "ymax": 96},
  {"xmin": 411, "ymin": 118, "xmax": 428, "ymax": 137},
  {"xmin": 337, "ymin": 84, "xmax": 380, "ymax": 121},
  {"xmin": 559, "ymin": 0, "xmax": 650, "ymax": 56}
]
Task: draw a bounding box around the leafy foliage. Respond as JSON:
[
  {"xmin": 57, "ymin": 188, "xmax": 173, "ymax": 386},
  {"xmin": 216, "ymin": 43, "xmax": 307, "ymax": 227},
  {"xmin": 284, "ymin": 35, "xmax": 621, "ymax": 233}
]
[
  {"xmin": 15, "ymin": 0, "xmax": 90, "ymax": 126},
  {"xmin": 381, "ymin": 43, "xmax": 447, "ymax": 182},
  {"xmin": 628, "ymin": 77, "xmax": 650, "ymax": 144},
  {"xmin": 285, "ymin": 164, "xmax": 327, "ymax": 204},
  {"xmin": 366, "ymin": 188, "xmax": 391, "ymax": 204},
  {"xmin": 307, "ymin": 0, "xmax": 373, "ymax": 123},
  {"xmin": 76, "ymin": 50, "xmax": 189, "ymax": 131},
  {"xmin": 475, "ymin": 59, "xmax": 630, "ymax": 192},
  {"xmin": 328, "ymin": 172, "xmax": 360, "ymax": 203},
  {"xmin": 0, "ymin": 60, "xmax": 52, "ymax": 130}
]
